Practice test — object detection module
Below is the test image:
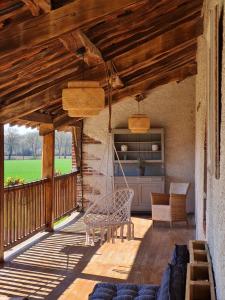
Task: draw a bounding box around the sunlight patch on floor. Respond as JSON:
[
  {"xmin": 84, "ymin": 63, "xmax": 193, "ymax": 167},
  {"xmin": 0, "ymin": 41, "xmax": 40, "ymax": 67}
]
[{"xmin": 59, "ymin": 217, "xmax": 153, "ymax": 300}]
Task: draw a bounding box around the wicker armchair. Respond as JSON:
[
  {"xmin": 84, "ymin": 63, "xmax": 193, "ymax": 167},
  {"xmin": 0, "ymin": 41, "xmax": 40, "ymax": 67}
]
[{"xmin": 151, "ymin": 182, "xmax": 190, "ymax": 227}]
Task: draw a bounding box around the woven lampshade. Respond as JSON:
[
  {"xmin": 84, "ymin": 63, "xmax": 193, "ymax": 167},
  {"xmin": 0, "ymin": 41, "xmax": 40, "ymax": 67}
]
[
  {"xmin": 68, "ymin": 109, "xmax": 101, "ymax": 117},
  {"xmin": 128, "ymin": 114, "xmax": 150, "ymax": 133},
  {"xmin": 62, "ymin": 81, "xmax": 105, "ymax": 117}
]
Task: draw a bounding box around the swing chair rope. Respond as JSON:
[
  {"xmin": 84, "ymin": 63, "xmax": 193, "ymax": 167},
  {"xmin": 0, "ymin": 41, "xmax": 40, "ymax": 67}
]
[
  {"xmin": 113, "ymin": 143, "xmax": 129, "ymax": 189},
  {"xmin": 88, "ymin": 61, "xmax": 129, "ymax": 205}
]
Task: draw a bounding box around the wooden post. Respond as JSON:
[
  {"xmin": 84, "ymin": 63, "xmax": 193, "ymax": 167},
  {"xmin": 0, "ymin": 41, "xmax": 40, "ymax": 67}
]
[
  {"xmin": 42, "ymin": 130, "xmax": 55, "ymax": 231},
  {"xmin": 0, "ymin": 125, "xmax": 4, "ymax": 262}
]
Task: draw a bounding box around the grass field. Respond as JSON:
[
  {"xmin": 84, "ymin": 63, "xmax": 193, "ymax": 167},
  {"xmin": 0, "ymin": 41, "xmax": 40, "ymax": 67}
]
[{"xmin": 4, "ymin": 159, "xmax": 72, "ymax": 183}]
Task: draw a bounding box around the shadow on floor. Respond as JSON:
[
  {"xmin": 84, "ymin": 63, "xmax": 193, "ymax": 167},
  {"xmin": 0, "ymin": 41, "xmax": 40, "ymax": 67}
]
[{"xmin": 0, "ymin": 214, "xmax": 195, "ymax": 299}]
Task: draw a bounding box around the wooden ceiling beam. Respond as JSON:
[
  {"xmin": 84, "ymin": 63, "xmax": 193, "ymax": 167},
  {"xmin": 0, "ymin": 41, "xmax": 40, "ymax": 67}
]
[
  {"xmin": 20, "ymin": 112, "xmax": 53, "ymax": 124},
  {"xmin": 0, "ymin": 17, "xmax": 201, "ymax": 105},
  {"xmin": 98, "ymin": 1, "xmax": 203, "ymax": 59},
  {"xmin": 0, "ymin": 58, "xmax": 79, "ymax": 104},
  {"xmin": 0, "ymin": 94, "xmax": 60, "ymax": 124},
  {"xmin": 53, "ymin": 113, "xmax": 80, "ymax": 130},
  {"xmin": 112, "ymin": 63, "xmax": 197, "ymax": 103},
  {"xmin": 0, "ymin": 3, "xmax": 27, "ymax": 24},
  {"xmin": 21, "ymin": 0, "xmax": 51, "ymax": 16},
  {"xmin": 0, "ymin": 38, "xmax": 199, "ymax": 124},
  {"xmin": 59, "ymin": 30, "xmax": 103, "ymax": 66},
  {"xmin": 0, "ymin": 0, "xmax": 147, "ymax": 58},
  {"xmin": 3, "ymin": 60, "xmax": 196, "ymax": 127}
]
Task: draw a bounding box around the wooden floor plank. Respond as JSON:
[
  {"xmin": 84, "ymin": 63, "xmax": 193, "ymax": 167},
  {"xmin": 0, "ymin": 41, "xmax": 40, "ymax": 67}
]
[{"xmin": 0, "ymin": 215, "xmax": 194, "ymax": 300}]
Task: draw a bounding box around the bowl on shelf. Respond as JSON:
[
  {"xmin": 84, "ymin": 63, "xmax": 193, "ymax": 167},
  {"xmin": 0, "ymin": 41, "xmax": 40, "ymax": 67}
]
[
  {"xmin": 152, "ymin": 144, "xmax": 159, "ymax": 151},
  {"xmin": 121, "ymin": 144, "xmax": 128, "ymax": 152}
]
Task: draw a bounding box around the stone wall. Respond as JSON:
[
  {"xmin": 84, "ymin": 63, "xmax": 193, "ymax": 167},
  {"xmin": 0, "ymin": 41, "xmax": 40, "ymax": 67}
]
[
  {"xmin": 195, "ymin": 0, "xmax": 225, "ymax": 299},
  {"xmin": 82, "ymin": 76, "xmax": 196, "ymax": 212}
]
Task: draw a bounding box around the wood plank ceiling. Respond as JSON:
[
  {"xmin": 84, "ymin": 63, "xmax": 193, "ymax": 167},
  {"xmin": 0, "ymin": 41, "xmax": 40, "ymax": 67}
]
[{"xmin": 0, "ymin": 0, "xmax": 203, "ymax": 131}]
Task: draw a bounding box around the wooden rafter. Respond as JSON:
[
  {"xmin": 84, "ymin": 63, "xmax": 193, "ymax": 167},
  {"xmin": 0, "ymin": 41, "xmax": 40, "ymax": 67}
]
[
  {"xmin": 0, "ymin": 0, "xmax": 147, "ymax": 58},
  {"xmin": 0, "ymin": 94, "xmax": 60, "ymax": 124},
  {"xmin": 0, "ymin": 0, "xmax": 204, "ymax": 128},
  {"xmin": 20, "ymin": 112, "xmax": 53, "ymax": 124}
]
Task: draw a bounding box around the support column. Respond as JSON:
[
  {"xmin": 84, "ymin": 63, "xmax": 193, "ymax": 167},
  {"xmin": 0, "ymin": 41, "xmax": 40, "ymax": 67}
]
[
  {"xmin": 42, "ymin": 130, "xmax": 55, "ymax": 231},
  {"xmin": 0, "ymin": 125, "xmax": 4, "ymax": 262}
]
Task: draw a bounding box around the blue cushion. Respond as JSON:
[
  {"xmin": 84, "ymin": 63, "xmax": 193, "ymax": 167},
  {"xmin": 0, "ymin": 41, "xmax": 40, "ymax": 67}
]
[
  {"xmin": 157, "ymin": 264, "xmax": 171, "ymax": 300},
  {"xmin": 169, "ymin": 264, "xmax": 186, "ymax": 300},
  {"xmin": 171, "ymin": 244, "xmax": 189, "ymax": 265},
  {"xmin": 89, "ymin": 283, "xmax": 159, "ymax": 300}
]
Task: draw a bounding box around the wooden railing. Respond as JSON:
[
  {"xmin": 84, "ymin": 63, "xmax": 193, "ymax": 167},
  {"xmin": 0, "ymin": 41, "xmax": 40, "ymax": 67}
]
[
  {"xmin": 4, "ymin": 179, "xmax": 49, "ymax": 249},
  {"xmin": 53, "ymin": 172, "xmax": 78, "ymax": 221},
  {"xmin": 3, "ymin": 172, "xmax": 78, "ymax": 249}
]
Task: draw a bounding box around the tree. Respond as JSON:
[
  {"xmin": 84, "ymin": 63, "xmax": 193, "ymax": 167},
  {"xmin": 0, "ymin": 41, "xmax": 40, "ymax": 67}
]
[
  {"xmin": 25, "ymin": 132, "xmax": 41, "ymax": 159},
  {"xmin": 4, "ymin": 127, "xmax": 20, "ymax": 160},
  {"xmin": 55, "ymin": 131, "xmax": 64, "ymax": 158},
  {"xmin": 63, "ymin": 132, "xmax": 72, "ymax": 158}
]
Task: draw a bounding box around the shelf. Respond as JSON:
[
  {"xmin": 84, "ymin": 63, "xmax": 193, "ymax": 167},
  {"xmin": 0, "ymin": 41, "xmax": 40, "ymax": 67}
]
[
  {"xmin": 114, "ymin": 141, "xmax": 161, "ymax": 144},
  {"xmin": 114, "ymin": 160, "xmax": 163, "ymax": 163},
  {"xmin": 116, "ymin": 151, "xmax": 161, "ymax": 153}
]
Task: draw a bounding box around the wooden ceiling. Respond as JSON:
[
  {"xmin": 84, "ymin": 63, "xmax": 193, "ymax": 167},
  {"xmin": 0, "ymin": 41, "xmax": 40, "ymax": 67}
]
[{"xmin": 0, "ymin": 0, "xmax": 203, "ymax": 132}]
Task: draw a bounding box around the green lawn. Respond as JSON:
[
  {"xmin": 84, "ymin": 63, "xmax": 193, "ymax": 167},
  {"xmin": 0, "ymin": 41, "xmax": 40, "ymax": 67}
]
[{"xmin": 4, "ymin": 159, "xmax": 72, "ymax": 183}]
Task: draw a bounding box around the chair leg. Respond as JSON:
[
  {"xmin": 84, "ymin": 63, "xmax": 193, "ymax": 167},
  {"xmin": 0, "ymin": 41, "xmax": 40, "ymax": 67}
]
[
  {"xmin": 112, "ymin": 226, "xmax": 115, "ymax": 243},
  {"xmin": 127, "ymin": 223, "xmax": 131, "ymax": 241},
  {"xmin": 86, "ymin": 227, "xmax": 90, "ymax": 245},
  {"xmin": 107, "ymin": 226, "xmax": 112, "ymax": 242},
  {"xmin": 131, "ymin": 222, "xmax": 134, "ymax": 239},
  {"xmin": 170, "ymin": 221, "xmax": 173, "ymax": 228},
  {"xmin": 120, "ymin": 225, "xmax": 124, "ymax": 242},
  {"xmin": 92, "ymin": 228, "xmax": 95, "ymax": 244},
  {"xmin": 100, "ymin": 228, "xmax": 104, "ymax": 245}
]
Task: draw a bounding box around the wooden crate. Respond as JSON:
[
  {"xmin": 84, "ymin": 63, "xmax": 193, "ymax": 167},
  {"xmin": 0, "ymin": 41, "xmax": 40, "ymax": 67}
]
[
  {"xmin": 185, "ymin": 263, "xmax": 216, "ymax": 300},
  {"xmin": 186, "ymin": 240, "xmax": 216, "ymax": 300},
  {"xmin": 189, "ymin": 240, "xmax": 210, "ymax": 264}
]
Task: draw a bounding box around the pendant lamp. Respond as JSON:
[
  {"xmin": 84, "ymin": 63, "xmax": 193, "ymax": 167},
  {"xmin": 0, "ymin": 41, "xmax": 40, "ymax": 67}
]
[
  {"xmin": 62, "ymin": 46, "xmax": 105, "ymax": 118},
  {"xmin": 62, "ymin": 80, "xmax": 105, "ymax": 117},
  {"xmin": 128, "ymin": 94, "xmax": 150, "ymax": 133}
]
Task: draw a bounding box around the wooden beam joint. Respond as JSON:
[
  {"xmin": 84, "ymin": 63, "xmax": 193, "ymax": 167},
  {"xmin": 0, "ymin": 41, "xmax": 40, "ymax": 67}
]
[
  {"xmin": 59, "ymin": 30, "xmax": 103, "ymax": 66},
  {"xmin": 21, "ymin": 0, "xmax": 51, "ymax": 16}
]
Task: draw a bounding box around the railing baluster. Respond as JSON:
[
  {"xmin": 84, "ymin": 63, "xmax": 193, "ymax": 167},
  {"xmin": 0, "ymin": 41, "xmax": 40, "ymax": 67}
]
[{"xmin": 3, "ymin": 172, "xmax": 78, "ymax": 250}]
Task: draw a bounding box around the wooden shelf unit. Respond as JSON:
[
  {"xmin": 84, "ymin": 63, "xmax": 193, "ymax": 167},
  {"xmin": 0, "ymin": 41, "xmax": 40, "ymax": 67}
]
[
  {"xmin": 185, "ymin": 240, "xmax": 216, "ymax": 300},
  {"xmin": 112, "ymin": 129, "xmax": 165, "ymax": 212},
  {"xmin": 113, "ymin": 128, "xmax": 164, "ymax": 165}
]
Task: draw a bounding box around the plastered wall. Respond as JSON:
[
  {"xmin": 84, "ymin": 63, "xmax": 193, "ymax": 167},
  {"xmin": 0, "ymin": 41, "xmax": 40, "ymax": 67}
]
[
  {"xmin": 82, "ymin": 77, "xmax": 196, "ymax": 212},
  {"xmin": 195, "ymin": 0, "xmax": 225, "ymax": 298}
]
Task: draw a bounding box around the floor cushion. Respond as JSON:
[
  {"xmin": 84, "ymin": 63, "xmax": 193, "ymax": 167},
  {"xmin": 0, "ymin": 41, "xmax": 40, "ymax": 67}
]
[
  {"xmin": 169, "ymin": 263, "xmax": 187, "ymax": 300},
  {"xmin": 170, "ymin": 244, "xmax": 189, "ymax": 265},
  {"xmin": 156, "ymin": 264, "xmax": 171, "ymax": 300},
  {"xmin": 89, "ymin": 283, "xmax": 160, "ymax": 300}
]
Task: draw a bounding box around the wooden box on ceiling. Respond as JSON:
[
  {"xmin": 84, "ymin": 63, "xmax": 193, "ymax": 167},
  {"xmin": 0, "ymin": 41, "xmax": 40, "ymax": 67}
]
[{"xmin": 62, "ymin": 81, "xmax": 105, "ymax": 117}]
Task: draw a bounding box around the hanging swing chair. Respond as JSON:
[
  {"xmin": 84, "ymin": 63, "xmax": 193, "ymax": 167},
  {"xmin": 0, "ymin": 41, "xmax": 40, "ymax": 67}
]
[
  {"xmin": 84, "ymin": 141, "xmax": 134, "ymax": 245},
  {"xmin": 83, "ymin": 61, "xmax": 134, "ymax": 245}
]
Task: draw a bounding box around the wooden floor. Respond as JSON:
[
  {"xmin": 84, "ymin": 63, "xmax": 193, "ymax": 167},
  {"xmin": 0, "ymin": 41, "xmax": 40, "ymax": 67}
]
[{"xmin": 0, "ymin": 214, "xmax": 195, "ymax": 300}]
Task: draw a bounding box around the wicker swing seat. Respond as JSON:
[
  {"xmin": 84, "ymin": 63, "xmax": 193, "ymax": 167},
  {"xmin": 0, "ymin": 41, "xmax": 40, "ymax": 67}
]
[{"xmin": 84, "ymin": 188, "xmax": 134, "ymax": 245}]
